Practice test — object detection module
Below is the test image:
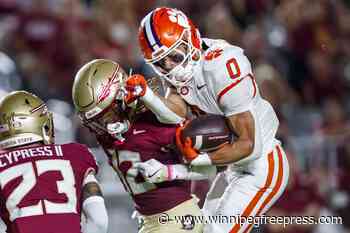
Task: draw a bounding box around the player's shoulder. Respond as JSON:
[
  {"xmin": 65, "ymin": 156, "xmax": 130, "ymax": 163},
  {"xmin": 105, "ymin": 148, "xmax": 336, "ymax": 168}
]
[
  {"xmin": 202, "ymin": 38, "xmax": 248, "ymax": 72},
  {"xmin": 59, "ymin": 143, "xmax": 98, "ymax": 173},
  {"xmin": 60, "ymin": 142, "xmax": 89, "ymax": 151},
  {"xmin": 201, "ymin": 39, "xmax": 253, "ymax": 90},
  {"xmin": 200, "ymin": 39, "xmax": 255, "ymax": 102},
  {"xmin": 59, "ymin": 143, "xmax": 94, "ymax": 158}
]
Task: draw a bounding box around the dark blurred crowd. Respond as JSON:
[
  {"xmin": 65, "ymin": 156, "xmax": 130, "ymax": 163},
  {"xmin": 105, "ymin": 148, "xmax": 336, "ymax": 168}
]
[{"xmin": 0, "ymin": 0, "xmax": 350, "ymax": 232}]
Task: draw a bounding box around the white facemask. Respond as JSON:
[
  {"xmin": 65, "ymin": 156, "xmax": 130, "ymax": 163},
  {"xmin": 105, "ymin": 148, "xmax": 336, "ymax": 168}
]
[
  {"xmin": 169, "ymin": 58, "xmax": 197, "ymax": 84},
  {"xmin": 107, "ymin": 120, "xmax": 130, "ymax": 142}
]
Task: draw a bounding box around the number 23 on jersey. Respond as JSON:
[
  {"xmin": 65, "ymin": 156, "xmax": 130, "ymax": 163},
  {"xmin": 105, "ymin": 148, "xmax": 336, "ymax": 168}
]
[{"xmin": 0, "ymin": 160, "xmax": 77, "ymax": 221}]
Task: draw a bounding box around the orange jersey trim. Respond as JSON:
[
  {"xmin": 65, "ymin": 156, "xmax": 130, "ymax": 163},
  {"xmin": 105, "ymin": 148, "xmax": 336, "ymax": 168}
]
[{"xmin": 217, "ymin": 74, "xmax": 256, "ymax": 103}]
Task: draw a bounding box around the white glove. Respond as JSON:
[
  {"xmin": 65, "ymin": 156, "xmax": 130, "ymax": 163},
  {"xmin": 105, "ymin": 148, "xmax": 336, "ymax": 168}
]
[
  {"xmin": 136, "ymin": 159, "xmax": 171, "ymax": 183},
  {"xmin": 136, "ymin": 159, "xmax": 217, "ymax": 183}
]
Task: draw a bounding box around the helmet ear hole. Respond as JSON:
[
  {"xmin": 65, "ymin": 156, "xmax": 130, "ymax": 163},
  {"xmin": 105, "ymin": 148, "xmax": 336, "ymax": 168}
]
[
  {"xmin": 44, "ymin": 125, "xmax": 50, "ymax": 132},
  {"xmin": 42, "ymin": 114, "xmax": 54, "ymax": 145}
]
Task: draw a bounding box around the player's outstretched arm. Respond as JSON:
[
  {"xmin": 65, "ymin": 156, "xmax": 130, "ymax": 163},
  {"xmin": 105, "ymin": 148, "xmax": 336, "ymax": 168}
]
[
  {"xmin": 82, "ymin": 173, "xmax": 108, "ymax": 233},
  {"xmin": 136, "ymin": 159, "xmax": 216, "ymax": 183},
  {"xmin": 161, "ymin": 86, "xmax": 188, "ymax": 118},
  {"xmin": 125, "ymin": 74, "xmax": 186, "ymax": 124}
]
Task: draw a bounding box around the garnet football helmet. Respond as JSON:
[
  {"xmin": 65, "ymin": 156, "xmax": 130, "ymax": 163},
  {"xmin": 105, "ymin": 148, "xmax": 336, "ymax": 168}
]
[{"xmin": 138, "ymin": 7, "xmax": 202, "ymax": 87}]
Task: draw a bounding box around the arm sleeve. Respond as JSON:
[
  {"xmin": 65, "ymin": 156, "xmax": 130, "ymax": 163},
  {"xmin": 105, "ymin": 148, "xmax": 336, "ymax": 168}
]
[
  {"xmin": 83, "ymin": 147, "xmax": 99, "ymax": 177},
  {"xmin": 82, "ymin": 196, "xmax": 108, "ymax": 233},
  {"xmin": 219, "ymin": 77, "xmax": 256, "ymax": 116},
  {"xmin": 170, "ymin": 164, "xmax": 217, "ymax": 180}
]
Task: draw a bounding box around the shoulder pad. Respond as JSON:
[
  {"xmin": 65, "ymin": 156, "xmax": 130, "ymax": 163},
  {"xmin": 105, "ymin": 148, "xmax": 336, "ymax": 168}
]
[
  {"xmin": 64, "ymin": 142, "xmax": 88, "ymax": 150},
  {"xmin": 201, "ymin": 45, "xmax": 253, "ymax": 99},
  {"xmin": 203, "ymin": 45, "xmax": 245, "ymax": 72}
]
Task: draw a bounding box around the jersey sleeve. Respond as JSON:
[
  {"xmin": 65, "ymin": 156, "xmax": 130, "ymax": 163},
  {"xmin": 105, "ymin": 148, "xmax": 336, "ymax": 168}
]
[
  {"xmin": 85, "ymin": 148, "xmax": 99, "ymax": 175},
  {"xmin": 74, "ymin": 144, "xmax": 99, "ymax": 176},
  {"xmin": 204, "ymin": 46, "xmax": 257, "ymax": 116}
]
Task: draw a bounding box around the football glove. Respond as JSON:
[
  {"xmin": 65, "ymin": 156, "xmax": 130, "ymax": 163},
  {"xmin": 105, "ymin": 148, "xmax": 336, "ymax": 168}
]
[
  {"xmin": 124, "ymin": 74, "xmax": 147, "ymax": 104},
  {"xmin": 176, "ymin": 122, "xmax": 199, "ymax": 161},
  {"xmin": 136, "ymin": 159, "xmax": 172, "ymax": 183},
  {"xmin": 176, "ymin": 123, "xmax": 212, "ymax": 166}
]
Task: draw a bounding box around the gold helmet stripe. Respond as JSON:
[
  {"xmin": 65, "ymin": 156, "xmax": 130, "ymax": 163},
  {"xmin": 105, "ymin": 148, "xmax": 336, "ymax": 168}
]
[{"xmin": 30, "ymin": 103, "xmax": 46, "ymax": 114}]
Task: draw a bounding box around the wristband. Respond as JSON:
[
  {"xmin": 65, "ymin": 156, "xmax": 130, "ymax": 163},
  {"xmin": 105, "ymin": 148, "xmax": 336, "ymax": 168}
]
[
  {"xmin": 190, "ymin": 153, "xmax": 212, "ymax": 166},
  {"xmin": 169, "ymin": 164, "xmax": 190, "ymax": 180}
]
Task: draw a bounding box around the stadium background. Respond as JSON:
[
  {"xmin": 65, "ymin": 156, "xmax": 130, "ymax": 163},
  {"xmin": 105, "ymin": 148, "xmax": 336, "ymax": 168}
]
[{"xmin": 0, "ymin": 0, "xmax": 350, "ymax": 232}]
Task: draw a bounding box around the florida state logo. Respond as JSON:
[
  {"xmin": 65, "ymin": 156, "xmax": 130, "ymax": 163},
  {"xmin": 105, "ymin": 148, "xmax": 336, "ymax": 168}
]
[{"xmin": 97, "ymin": 67, "xmax": 121, "ymax": 103}]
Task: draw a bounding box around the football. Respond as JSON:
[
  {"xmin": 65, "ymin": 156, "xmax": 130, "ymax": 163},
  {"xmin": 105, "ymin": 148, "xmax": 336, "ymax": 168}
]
[{"xmin": 180, "ymin": 114, "xmax": 235, "ymax": 152}]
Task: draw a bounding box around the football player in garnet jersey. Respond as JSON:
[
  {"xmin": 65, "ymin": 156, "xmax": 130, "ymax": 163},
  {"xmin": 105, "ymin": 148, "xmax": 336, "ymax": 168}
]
[
  {"xmin": 72, "ymin": 59, "xmax": 213, "ymax": 233},
  {"xmin": 0, "ymin": 91, "xmax": 108, "ymax": 233},
  {"xmin": 124, "ymin": 7, "xmax": 290, "ymax": 233}
]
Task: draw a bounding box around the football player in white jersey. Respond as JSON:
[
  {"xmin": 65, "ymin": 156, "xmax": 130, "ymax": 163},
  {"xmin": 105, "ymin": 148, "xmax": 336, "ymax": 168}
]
[{"xmin": 125, "ymin": 7, "xmax": 290, "ymax": 233}]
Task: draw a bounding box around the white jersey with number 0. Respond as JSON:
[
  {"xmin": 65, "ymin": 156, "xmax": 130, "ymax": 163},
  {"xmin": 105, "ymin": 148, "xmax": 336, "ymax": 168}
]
[
  {"xmin": 173, "ymin": 39, "xmax": 289, "ymax": 233},
  {"xmin": 176, "ymin": 38, "xmax": 279, "ymax": 165}
]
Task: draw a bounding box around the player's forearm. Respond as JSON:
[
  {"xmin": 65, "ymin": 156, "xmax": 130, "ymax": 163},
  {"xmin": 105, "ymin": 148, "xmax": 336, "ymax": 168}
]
[
  {"xmin": 82, "ymin": 196, "xmax": 108, "ymax": 233},
  {"xmin": 137, "ymin": 159, "xmax": 216, "ymax": 183},
  {"xmin": 141, "ymin": 86, "xmax": 185, "ymax": 123},
  {"xmin": 170, "ymin": 164, "xmax": 217, "ymax": 180},
  {"xmin": 159, "ymin": 94, "xmax": 187, "ymax": 118},
  {"xmin": 209, "ymin": 139, "xmax": 254, "ymax": 165},
  {"xmin": 205, "ymin": 111, "xmax": 255, "ymax": 165},
  {"xmin": 82, "ymin": 175, "xmax": 108, "ymax": 233}
]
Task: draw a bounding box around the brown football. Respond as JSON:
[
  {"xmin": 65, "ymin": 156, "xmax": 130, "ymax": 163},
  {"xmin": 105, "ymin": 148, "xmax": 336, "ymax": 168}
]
[{"xmin": 180, "ymin": 114, "xmax": 235, "ymax": 152}]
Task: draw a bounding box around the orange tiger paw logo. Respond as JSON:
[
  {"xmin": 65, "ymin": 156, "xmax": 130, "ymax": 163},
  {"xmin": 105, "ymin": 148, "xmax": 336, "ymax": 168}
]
[{"xmin": 205, "ymin": 49, "xmax": 223, "ymax": 61}]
